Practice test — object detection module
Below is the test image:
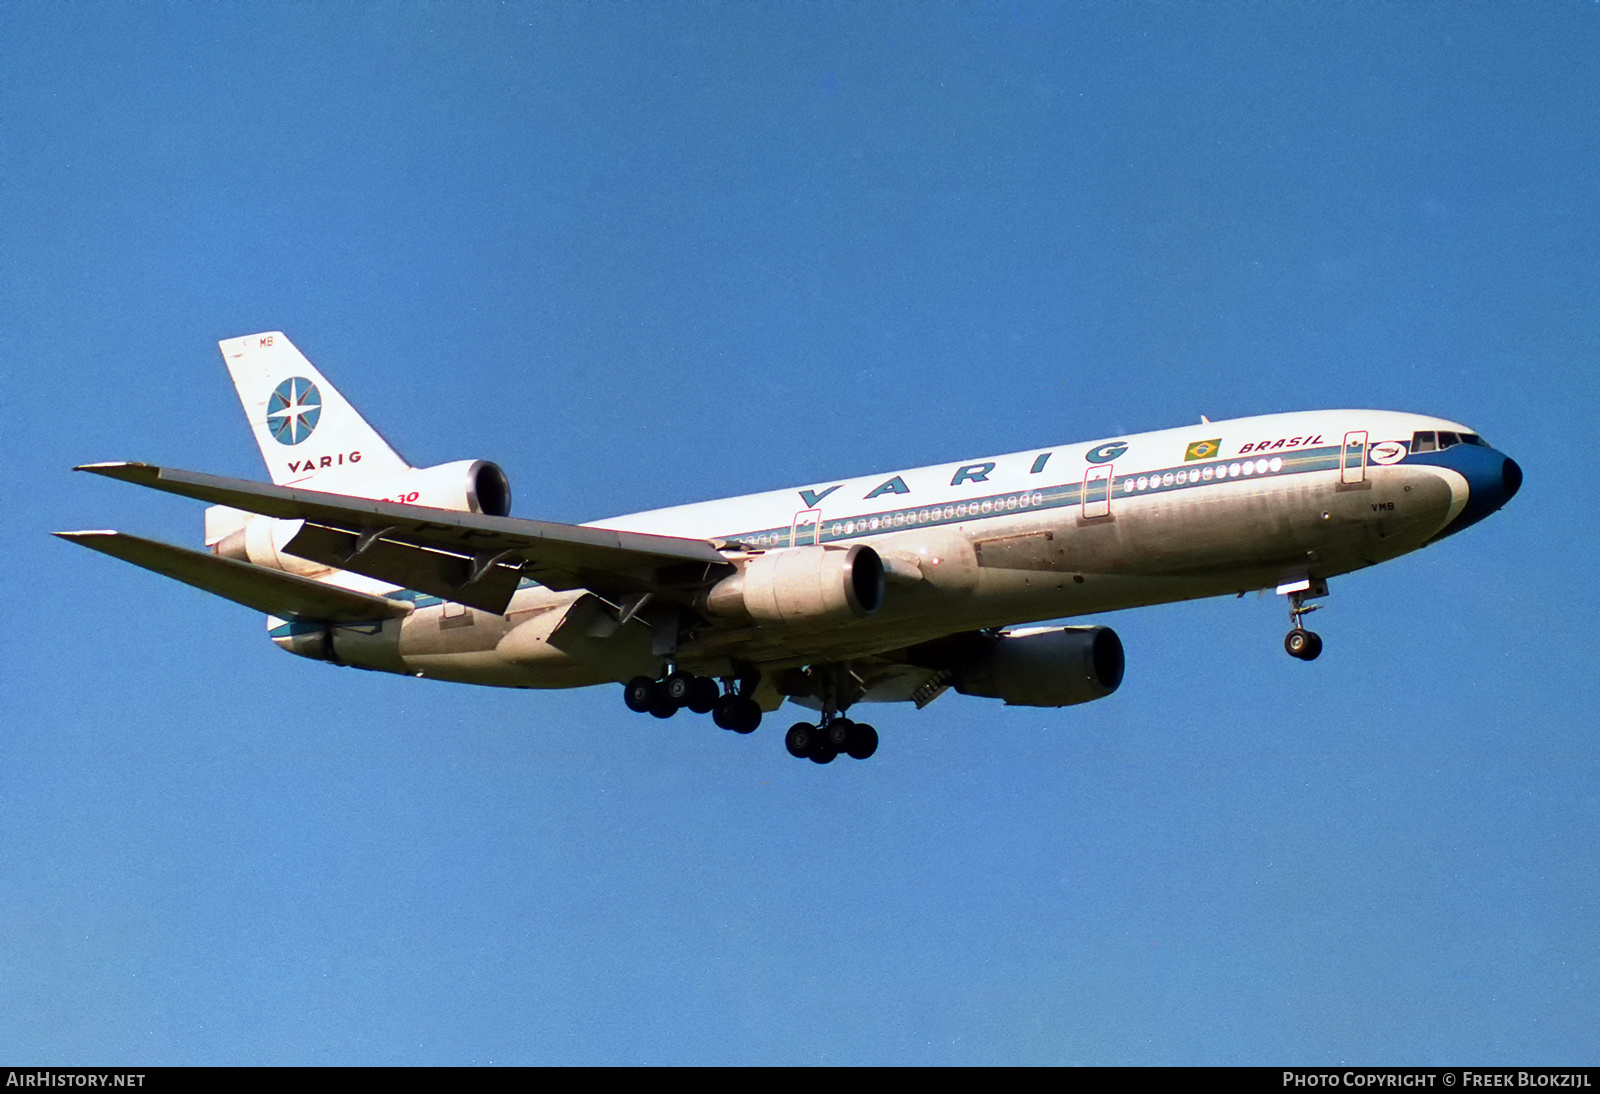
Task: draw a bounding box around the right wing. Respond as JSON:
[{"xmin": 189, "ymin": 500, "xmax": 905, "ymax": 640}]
[
  {"xmin": 55, "ymin": 530, "xmax": 412, "ymax": 624},
  {"xmin": 76, "ymin": 462, "xmax": 735, "ymax": 614}
]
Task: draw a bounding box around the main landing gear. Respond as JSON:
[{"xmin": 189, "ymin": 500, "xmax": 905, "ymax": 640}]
[
  {"xmin": 1283, "ymin": 579, "xmax": 1327, "ymax": 661},
  {"xmin": 622, "ymin": 662, "xmax": 881, "ymax": 763},
  {"xmin": 623, "ymin": 672, "xmax": 762, "ymax": 733},
  {"xmin": 784, "ymin": 716, "xmax": 878, "ymax": 765}
]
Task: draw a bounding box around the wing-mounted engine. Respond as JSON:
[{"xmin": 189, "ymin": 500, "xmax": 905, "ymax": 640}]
[
  {"xmin": 206, "ymin": 459, "xmax": 512, "ymax": 573},
  {"xmin": 207, "ymin": 509, "xmax": 328, "ymax": 576},
  {"xmin": 907, "ymin": 625, "xmax": 1125, "ymax": 707},
  {"xmin": 702, "ymin": 544, "xmax": 885, "ymax": 628}
]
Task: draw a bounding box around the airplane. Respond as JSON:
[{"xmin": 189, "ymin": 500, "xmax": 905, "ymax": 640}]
[{"xmin": 58, "ymin": 332, "xmax": 1523, "ymax": 764}]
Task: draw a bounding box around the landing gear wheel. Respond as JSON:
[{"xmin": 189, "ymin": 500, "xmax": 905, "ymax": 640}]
[
  {"xmin": 715, "ymin": 695, "xmax": 762, "ymax": 733},
  {"xmin": 732, "ymin": 698, "xmax": 761, "ymax": 733},
  {"xmin": 785, "ymin": 722, "xmax": 816, "ymax": 758},
  {"xmin": 845, "ymin": 722, "xmax": 879, "ymax": 761},
  {"xmin": 825, "ymin": 718, "xmax": 854, "ymax": 751},
  {"xmin": 663, "ymin": 671, "xmax": 696, "ymax": 705},
  {"xmin": 687, "ymin": 677, "xmax": 719, "ymax": 715},
  {"xmin": 809, "ymin": 744, "xmax": 838, "ymax": 765},
  {"xmin": 1285, "ymin": 628, "xmax": 1323, "ymax": 661},
  {"xmin": 624, "ymin": 676, "xmax": 659, "ymax": 713},
  {"xmin": 649, "ymin": 695, "xmax": 679, "ymax": 718}
]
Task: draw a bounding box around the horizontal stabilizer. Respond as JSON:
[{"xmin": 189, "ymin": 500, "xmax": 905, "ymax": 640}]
[
  {"xmin": 54, "ymin": 530, "xmax": 412, "ymax": 624},
  {"xmin": 74, "ymin": 462, "xmax": 732, "ymax": 612}
]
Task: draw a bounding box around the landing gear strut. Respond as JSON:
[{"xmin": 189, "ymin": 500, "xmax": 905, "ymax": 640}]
[{"xmin": 1282, "ymin": 578, "xmax": 1327, "ymax": 661}]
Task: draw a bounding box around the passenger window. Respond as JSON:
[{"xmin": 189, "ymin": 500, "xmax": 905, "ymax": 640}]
[
  {"xmin": 1412, "ymin": 431, "xmax": 1436, "ymax": 453},
  {"xmin": 1438, "ymin": 431, "xmax": 1459, "ymax": 449}
]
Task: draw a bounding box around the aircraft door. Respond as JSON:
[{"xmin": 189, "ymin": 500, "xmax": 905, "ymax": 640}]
[
  {"xmin": 1341, "ymin": 431, "xmax": 1369, "ymax": 485},
  {"xmin": 791, "ymin": 508, "xmax": 822, "ymax": 547},
  {"xmin": 1082, "ymin": 465, "xmax": 1113, "ymax": 519}
]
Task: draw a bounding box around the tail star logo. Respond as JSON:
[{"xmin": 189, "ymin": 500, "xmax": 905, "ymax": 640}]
[{"xmin": 267, "ymin": 377, "xmax": 322, "ymax": 445}]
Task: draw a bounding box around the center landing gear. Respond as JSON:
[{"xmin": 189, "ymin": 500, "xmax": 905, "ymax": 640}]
[
  {"xmin": 1282, "ymin": 578, "xmax": 1328, "ymax": 661},
  {"xmin": 779, "ymin": 663, "xmax": 878, "ymax": 764},
  {"xmin": 784, "ymin": 715, "xmax": 878, "ymax": 764},
  {"xmin": 623, "ymin": 672, "xmax": 761, "ymax": 732}
]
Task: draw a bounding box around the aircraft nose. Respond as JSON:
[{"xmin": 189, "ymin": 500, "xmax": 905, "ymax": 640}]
[
  {"xmin": 1427, "ymin": 445, "xmax": 1522, "ymax": 541},
  {"xmin": 1501, "ymin": 455, "xmax": 1523, "ymax": 503}
]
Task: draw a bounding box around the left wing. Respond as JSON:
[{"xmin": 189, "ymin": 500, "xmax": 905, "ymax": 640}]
[
  {"xmin": 55, "ymin": 530, "xmax": 413, "ymax": 623},
  {"xmin": 77, "ymin": 462, "xmax": 734, "ymax": 614}
]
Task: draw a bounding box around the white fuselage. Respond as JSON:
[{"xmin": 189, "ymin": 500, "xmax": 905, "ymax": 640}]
[{"xmin": 277, "ymin": 408, "xmax": 1483, "ymax": 688}]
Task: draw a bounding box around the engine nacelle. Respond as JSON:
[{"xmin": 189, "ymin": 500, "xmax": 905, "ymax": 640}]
[
  {"xmin": 704, "ymin": 545, "xmax": 884, "ymax": 628},
  {"xmin": 359, "ymin": 459, "xmax": 512, "ymax": 516},
  {"xmin": 207, "ymin": 459, "xmax": 512, "ymax": 573},
  {"xmin": 225, "ymin": 515, "xmax": 326, "ymax": 576},
  {"xmin": 951, "ymin": 625, "xmax": 1124, "ymax": 707}
]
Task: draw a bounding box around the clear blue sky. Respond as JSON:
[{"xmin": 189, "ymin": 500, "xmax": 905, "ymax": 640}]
[{"xmin": 2, "ymin": 2, "xmax": 1595, "ymax": 1065}]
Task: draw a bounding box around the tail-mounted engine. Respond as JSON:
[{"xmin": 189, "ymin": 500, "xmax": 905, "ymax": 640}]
[
  {"xmin": 207, "ymin": 459, "xmax": 512, "ymax": 572},
  {"xmin": 703, "ymin": 544, "xmax": 885, "ymax": 628},
  {"xmin": 364, "ymin": 459, "xmax": 511, "ymax": 516}
]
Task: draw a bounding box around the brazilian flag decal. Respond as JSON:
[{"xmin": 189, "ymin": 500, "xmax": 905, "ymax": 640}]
[{"xmin": 1184, "ymin": 438, "xmax": 1222, "ymax": 462}]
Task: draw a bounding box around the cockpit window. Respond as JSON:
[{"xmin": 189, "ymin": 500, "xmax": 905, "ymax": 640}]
[{"xmin": 1412, "ymin": 430, "xmax": 1479, "ymax": 453}]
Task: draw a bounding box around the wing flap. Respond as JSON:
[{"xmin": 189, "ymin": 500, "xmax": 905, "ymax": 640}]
[
  {"xmin": 282, "ymin": 522, "xmax": 523, "ymax": 614},
  {"xmin": 55, "ymin": 530, "xmax": 412, "ymax": 624}
]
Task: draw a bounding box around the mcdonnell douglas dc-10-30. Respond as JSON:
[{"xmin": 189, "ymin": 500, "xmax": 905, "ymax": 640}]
[{"xmin": 60, "ymin": 332, "xmax": 1522, "ymax": 763}]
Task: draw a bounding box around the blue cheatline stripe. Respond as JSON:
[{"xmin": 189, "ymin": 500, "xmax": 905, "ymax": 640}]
[
  {"xmin": 720, "ymin": 444, "xmax": 1345, "ymax": 548},
  {"xmin": 267, "ymin": 577, "xmax": 546, "ymax": 634},
  {"xmin": 270, "ymin": 619, "xmax": 385, "ymax": 637},
  {"xmin": 269, "ymin": 445, "xmax": 1358, "ymax": 632}
]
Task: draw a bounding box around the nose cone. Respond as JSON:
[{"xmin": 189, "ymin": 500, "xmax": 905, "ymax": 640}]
[
  {"xmin": 1427, "ymin": 445, "xmax": 1522, "ymax": 541},
  {"xmin": 1501, "ymin": 455, "xmax": 1524, "ymax": 503}
]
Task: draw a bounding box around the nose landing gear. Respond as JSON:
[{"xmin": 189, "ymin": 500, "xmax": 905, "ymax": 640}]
[{"xmin": 1281, "ymin": 577, "xmax": 1328, "ymax": 661}]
